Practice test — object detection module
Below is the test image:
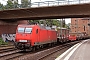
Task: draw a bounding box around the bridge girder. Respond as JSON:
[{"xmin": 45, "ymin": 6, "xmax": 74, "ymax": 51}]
[{"xmin": 0, "ymin": 3, "xmax": 90, "ymax": 20}]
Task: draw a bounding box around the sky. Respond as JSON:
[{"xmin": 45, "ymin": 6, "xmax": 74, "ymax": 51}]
[{"xmin": 65, "ymin": 18, "xmax": 71, "ymax": 24}]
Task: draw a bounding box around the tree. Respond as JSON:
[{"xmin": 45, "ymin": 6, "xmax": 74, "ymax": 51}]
[
  {"xmin": 29, "ymin": 20, "xmax": 40, "ymax": 24},
  {"xmin": 13, "ymin": 0, "xmax": 19, "ymax": 8},
  {"xmin": 0, "ymin": 3, "xmax": 4, "ymax": 10},
  {"xmin": 66, "ymin": 23, "xmax": 70, "ymax": 29},
  {"xmin": 21, "ymin": 0, "xmax": 30, "ymax": 8},
  {"xmin": 5, "ymin": 0, "xmax": 14, "ymax": 9},
  {"xmin": 52, "ymin": 19, "xmax": 61, "ymax": 27},
  {"xmin": 29, "ymin": 0, "xmax": 31, "ymax": 7}
]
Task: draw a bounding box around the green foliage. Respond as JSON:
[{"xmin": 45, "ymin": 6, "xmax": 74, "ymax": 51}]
[
  {"xmin": 0, "ymin": 0, "xmax": 31, "ymax": 10},
  {"xmin": 66, "ymin": 23, "xmax": 71, "ymax": 29},
  {"xmin": 21, "ymin": 0, "xmax": 30, "ymax": 8},
  {"xmin": 5, "ymin": 0, "xmax": 14, "ymax": 9},
  {"xmin": 29, "ymin": 20, "xmax": 40, "ymax": 24},
  {"xmin": 0, "ymin": 3, "xmax": 4, "ymax": 10},
  {"xmin": 0, "ymin": 38, "xmax": 8, "ymax": 45},
  {"xmin": 52, "ymin": 19, "xmax": 61, "ymax": 27},
  {"xmin": 13, "ymin": 1, "xmax": 19, "ymax": 8},
  {"xmin": 29, "ymin": 19, "xmax": 62, "ymax": 27}
]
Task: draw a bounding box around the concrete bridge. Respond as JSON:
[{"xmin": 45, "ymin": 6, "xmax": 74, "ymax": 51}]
[
  {"xmin": 0, "ymin": 3, "xmax": 90, "ymax": 20},
  {"xmin": 0, "ymin": 3, "xmax": 90, "ymax": 36}
]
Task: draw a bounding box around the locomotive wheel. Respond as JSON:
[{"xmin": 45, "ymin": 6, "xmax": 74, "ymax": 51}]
[
  {"xmin": 23, "ymin": 49, "xmax": 26, "ymax": 52},
  {"xmin": 32, "ymin": 46, "xmax": 36, "ymax": 51},
  {"xmin": 51, "ymin": 43, "xmax": 54, "ymax": 47},
  {"xmin": 48, "ymin": 43, "xmax": 52, "ymax": 47},
  {"xmin": 29, "ymin": 47, "xmax": 33, "ymax": 51},
  {"xmin": 40, "ymin": 45, "xmax": 43, "ymax": 49},
  {"xmin": 36, "ymin": 45, "xmax": 40, "ymax": 50}
]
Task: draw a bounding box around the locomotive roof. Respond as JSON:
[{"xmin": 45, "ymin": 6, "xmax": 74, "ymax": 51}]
[
  {"xmin": 18, "ymin": 24, "xmax": 54, "ymax": 30},
  {"xmin": 18, "ymin": 24, "xmax": 36, "ymax": 27}
]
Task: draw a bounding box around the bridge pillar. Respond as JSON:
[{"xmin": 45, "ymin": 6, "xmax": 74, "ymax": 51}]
[{"xmin": 0, "ymin": 20, "xmax": 29, "ymax": 37}]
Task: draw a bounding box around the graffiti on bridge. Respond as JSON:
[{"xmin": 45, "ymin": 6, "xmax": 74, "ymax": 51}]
[{"xmin": 1, "ymin": 34, "xmax": 16, "ymax": 42}]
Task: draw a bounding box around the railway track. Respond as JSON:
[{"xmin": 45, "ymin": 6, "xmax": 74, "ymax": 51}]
[
  {"xmin": 38, "ymin": 41, "xmax": 80, "ymax": 60},
  {"xmin": 36, "ymin": 41, "xmax": 80, "ymax": 60},
  {"xmin": 0, "ymin": 45, "xmax": 23, "ymax": 60},
  {"xmin": 0, "ymin": 49, "xmax": 23, "ymax": 60},
  {"xmin": 0, "ymin": 47, "xmax": 17, "ymax": 53},
  {"xmin": 12, "ymin": 40, "xmax": 81, "ymax": 60},
  {"xmin": 0, "ymin": 40, "xmax": 81, "ymax": 60}
]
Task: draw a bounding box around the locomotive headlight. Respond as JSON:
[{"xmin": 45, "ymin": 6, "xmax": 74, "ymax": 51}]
[{"xmin": 19, "ymin": 40, "xmax": 28, "ymax": 42}]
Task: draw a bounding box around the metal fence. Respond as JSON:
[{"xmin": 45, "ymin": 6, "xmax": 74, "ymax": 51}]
[
  {"xmin": 1, "ymin": 0, "xmax": 90, "ymax": 10},
  {"xmin": 31, "ymin": 0, "xmax": 90, "ymax": 7}
]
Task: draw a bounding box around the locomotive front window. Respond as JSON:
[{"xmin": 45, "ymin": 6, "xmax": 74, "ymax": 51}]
[
  {"xmin": 18, "ymin": 27, "xmax": 25, "ymax": 33},
  {"xmin": 25, "ymin": 28, "xmax": 32, "ymax": 33}
]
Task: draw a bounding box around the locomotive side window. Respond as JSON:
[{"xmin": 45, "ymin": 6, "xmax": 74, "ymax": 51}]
[
  {"xmin": 36, "ymin": 29, "xmax": 38, "ymax": 34},
  {"xmin": 25, "ymin": 28, "xmax": 32, "ymax": 33},
  {"xmin": 18, "ymin": 27, "xmax": 25, "ymax": 33}
]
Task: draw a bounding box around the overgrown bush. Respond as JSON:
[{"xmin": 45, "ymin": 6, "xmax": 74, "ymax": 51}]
[{"xmin": 0, "ymin": 38, "xmax": 8, "ymax": 45}]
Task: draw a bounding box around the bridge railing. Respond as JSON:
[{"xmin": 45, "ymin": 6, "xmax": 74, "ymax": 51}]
[
  {"xmin": 31, "ymin": 0, "xmax": 90, "ymax": 7},
  {"xmin": 1, "ymin": 0, "xmax": 90, "ymax": 10}
]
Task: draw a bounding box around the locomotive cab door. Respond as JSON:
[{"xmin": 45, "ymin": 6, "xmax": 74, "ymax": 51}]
[{"xmin": 36, "ymin": 29, "xmax": 39, "ymax": 45}]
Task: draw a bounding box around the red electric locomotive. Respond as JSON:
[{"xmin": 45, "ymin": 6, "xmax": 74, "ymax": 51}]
[{"xmin": 15, "ymin": 24, "xmax": 57, "ymax": 50}]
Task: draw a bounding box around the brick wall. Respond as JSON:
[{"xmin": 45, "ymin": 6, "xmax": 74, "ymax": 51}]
[
  {"xmin": 0, "ymin": 20, "xmax": 29, "ymax": 37},
  {"xmin": 70, "ymin": 18, "xmax": 90, "ymax": 36}
]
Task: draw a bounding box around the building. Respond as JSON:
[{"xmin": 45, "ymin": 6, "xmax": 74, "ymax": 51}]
[{"xmin": 70, "ymin": 18, "xmax": 90, "ymax": 36}]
